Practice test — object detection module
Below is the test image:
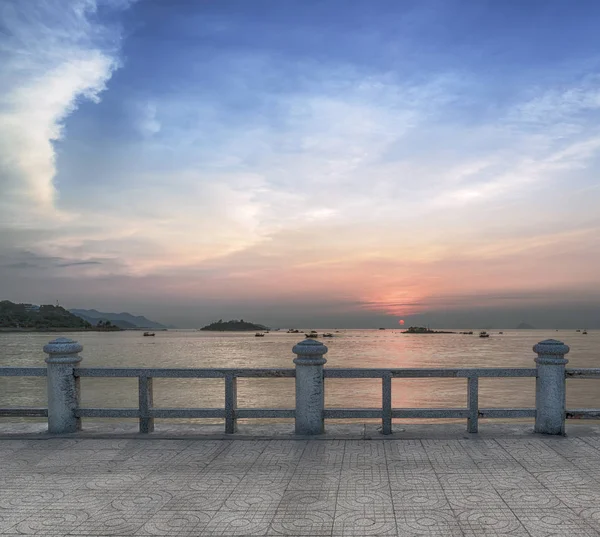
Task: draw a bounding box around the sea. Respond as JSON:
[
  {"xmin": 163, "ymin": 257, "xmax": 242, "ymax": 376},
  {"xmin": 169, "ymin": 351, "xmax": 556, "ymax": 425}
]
[{"xmin": 1, "ymin": 329, "xmax": 598, "ymax": 424}]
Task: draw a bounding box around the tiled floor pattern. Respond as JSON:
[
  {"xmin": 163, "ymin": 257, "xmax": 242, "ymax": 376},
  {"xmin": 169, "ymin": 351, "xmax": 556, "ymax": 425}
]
[{"xmin": 1, "ymin": 436, "xmax": 600, "ymax": 535}]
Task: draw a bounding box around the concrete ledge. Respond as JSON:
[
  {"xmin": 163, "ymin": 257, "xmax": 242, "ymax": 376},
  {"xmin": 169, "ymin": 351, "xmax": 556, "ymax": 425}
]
[{"xmin": 3, "ymin": 420, "xmax": 600, "ymax": 441}]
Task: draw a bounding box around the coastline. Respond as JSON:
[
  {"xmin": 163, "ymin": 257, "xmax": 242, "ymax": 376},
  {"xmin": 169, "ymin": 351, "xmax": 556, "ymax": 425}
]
[{"xmin": 0, "ymin": 327, "xmax": 124, "ymax": 333}]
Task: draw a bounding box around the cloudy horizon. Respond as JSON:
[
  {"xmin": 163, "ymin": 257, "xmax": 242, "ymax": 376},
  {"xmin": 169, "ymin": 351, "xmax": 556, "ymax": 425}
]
[{"xmin": 1, "ymin": 0, "xmax": 600, "ymax": 329}]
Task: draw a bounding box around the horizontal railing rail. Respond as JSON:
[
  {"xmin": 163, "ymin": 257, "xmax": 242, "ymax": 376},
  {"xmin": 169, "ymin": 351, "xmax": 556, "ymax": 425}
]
[
  {"xmin": 0, "ymin": 367, "xmax": 48, "ymax": 418},
  {"xmin": 76, "ymin": 367, "xmax": 296, "ymax": 378},
  {"xmin": 0, "ymin": 367, "xmax": 47, "ymax": 376},
  {"xmin": 565, "ymin": 368, "xmax": 600, "ymax": 420},
  {"xmin": 1, "ymin": 337, "xmax": 598, "ymax": 435}
]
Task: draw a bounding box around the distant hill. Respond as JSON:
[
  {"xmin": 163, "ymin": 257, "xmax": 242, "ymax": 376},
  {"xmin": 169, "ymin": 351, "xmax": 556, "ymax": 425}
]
[
  {"xmin": 200, "ymin": 319, "xmax": 268, "ymax": 331},
  {"xmin": 0, "ymin": 301, "xmax": 91, "ymax": 330},
  {"xmin": 516, "ymin": 322, "xmax": 535, "ymax": 329},
  {"xmin": 70, "ymin": 309, "xmax": 167, "ymax": 329}
]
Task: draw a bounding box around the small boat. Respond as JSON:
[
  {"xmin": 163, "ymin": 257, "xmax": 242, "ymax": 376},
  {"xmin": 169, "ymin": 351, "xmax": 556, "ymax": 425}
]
[
  {"xmin": 576, "ymin": 329, "xmax": 581, "ymax": 332},
  {"xmin": 582, "ymin": 330, "xmax": 588, "ymax": 335},
  {"xmin": 143, "ymin": 332, "xmax": 155, "ymax": 337},
  {"xmin": 287, "ymin": 329, "xmax": 300, "ymax": 333},
  {"xmin": 479, "ymin": 331, "xmax": 490, "ymax": 338},
  {"xmin": 498, "ymin": 331, "xmax": 503, "ymax": 334},
  {"xmin": 255, "ymin": 333, "xmax": 265, "ymax": 337},
  {"xmin": 378, "ymin": 328, "xmax": 386, "ymax": 330},
  {"xmin": 305, "ymin": 331, "xmax": 319, "ymax": 338},
  {"xmin": 322, "ymin": 333, "xmax": 334, "ymax": 337}
]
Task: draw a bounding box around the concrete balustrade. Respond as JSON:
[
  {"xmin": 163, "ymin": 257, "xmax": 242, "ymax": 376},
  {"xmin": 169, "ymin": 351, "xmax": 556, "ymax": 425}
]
[
  {"xmin": 43, "ymin": 337, "xmax": 83, "ymax": 434},
  {"xmin": 534, "ymin": 338, "xmax": 570, "ymax": 435},
  {"xmin": 292, "ymin": 338, "xmax": 328, "ymax": 435},
  {"xmin": 0, "ymin": 336, "xmax": 598, "ymax": 436}
]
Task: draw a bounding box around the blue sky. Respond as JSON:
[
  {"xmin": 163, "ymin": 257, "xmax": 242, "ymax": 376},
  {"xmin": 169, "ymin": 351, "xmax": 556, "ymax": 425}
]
[{"xmin": 1, "ymin": 0, "xmax": 600, "ymax": 327}]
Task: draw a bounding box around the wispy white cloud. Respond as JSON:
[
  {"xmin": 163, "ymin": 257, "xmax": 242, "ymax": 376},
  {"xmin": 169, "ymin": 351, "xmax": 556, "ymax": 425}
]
[{"xmin": 0, "ymin": 0, "xmax": 128, "ymax": 220}]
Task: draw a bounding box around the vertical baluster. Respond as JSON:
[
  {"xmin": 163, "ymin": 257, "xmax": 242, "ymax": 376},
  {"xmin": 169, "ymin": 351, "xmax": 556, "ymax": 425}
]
[
  {"xmin": 225, "ymin": 374, "xmax": 237, "ymax": 434},
  {"xmin": 467, "ymin": 376, "xmax": 478, "ymax": 433},
  {"xmin": 139, "ymin": 376, "xmax": 154, "ymax": 433},
  {"xmin": 382, "ymin": 373, "xmax": 392, "ymax": 435}
]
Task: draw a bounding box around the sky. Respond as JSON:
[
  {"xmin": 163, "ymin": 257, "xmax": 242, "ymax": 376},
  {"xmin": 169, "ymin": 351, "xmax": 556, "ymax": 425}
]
[{"xmin": 1, "ymin": 0, "xmax": 600, "ymax": 329}]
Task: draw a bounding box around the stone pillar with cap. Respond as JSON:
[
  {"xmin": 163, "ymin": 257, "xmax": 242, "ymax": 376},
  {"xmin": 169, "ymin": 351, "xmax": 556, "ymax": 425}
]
[
  {"xmin": 534, "ymin": 339, "xmax": 570, "ymax": 435},
  {"xmin": 293, "ymin": 338, "xmax": 328, "ymax": 435},
  {"xmin": 44, "ymin": 337, "xmax": 83, "ymax": 434}
]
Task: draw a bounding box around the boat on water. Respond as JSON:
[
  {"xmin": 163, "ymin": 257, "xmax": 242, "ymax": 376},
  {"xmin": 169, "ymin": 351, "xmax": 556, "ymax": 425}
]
[
  {"xmin": 322, "ymin": 333, "xmax": 334, "ymax": 338},
  {"xmin": 305, "ymin": 331, "xmax": 319, "ymax": 338},
  {"xmin": 287, "ymin": 329, "xmax": 300, "ymax": 333},
  {"xmin": 582, "ymin": 330, "xmax": 588, "ymax": 334},
  {"xmin": 479, "ymin": 331, "xmax": 490, "ymax": 338},
  {"xmin": 255, "ymin": 333, "xmax": 265, "ymax": 337},
  {"xmin": 577, "ymin": 329, "xmax": 581, "ymax": 332},
  {"xmin": 143, "ymin": 332, "xmax": 155, "ymax": 337}
]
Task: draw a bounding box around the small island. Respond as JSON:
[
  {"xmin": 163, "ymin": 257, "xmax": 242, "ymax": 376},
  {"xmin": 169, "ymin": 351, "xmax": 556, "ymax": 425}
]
[
  {"xmin": 200, "ymin": 319, "xmax": 269, "ymax": 331},
  {"xmin": 402, "ymin": 326, "xmax": 456, "ymax": 334}
]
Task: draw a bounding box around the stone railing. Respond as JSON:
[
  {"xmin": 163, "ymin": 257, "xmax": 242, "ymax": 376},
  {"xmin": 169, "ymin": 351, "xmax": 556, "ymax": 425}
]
[{"xmin": 1, "ymin": 337, "xmax": 599, "ymax": 436}]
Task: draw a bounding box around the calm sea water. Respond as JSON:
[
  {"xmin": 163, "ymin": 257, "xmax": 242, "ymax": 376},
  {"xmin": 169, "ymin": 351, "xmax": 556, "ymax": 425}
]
[{"xmin": 1, "ymin": 329, "xmax": 598, "ymax": 424}]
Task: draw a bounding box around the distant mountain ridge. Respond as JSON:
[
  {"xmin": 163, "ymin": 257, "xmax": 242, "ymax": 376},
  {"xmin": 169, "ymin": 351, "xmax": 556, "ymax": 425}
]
[{"xmin": 70, "ymin": 309, "xmax": 168, "ymax": 329}]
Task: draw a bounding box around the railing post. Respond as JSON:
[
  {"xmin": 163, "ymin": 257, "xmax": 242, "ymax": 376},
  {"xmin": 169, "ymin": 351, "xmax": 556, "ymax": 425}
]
[
  {"xmin": 382, "ymin": 373, "xmax": 392, "ymax": 435},
  {"xmin": 139, "ymin": 376, "xmax": 154, "ymax": 433},
  {"xmin": 293, "ymin": 339, "xmax": 328, "ymax": 435},
  {"xmin": 225, "ymin": 374, "xmax": 237, "ymax": 434},
  {"xmin": 43, "ymin": 337, "xmax": 83, "ymax": 434},
  {"xmin": 534, "ymin": 339, "xmax": 570, "ymax": 435},
  {"xmin": 467, "ymin": 376, "xmax": 479, "ymax": 433}
]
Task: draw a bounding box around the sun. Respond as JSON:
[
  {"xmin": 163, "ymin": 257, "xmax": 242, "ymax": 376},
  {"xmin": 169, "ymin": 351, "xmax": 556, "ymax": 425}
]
[{"xmin": 398, "ymin": 319, "xmax": 405, "ymax": 325}]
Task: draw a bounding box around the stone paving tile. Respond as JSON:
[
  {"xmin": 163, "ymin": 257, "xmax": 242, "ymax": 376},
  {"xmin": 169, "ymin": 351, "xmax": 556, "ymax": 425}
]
[
  {"xmin": 286, "ymin": 473, "xmax": 341, "ymax": 490},
  {"xmin": 336, "ymin": 488, "xmax": 393, "ymax": 512},
  {"xmin": 13, "ymin": 509, "xmax": 90, "ymax": 534},
  {"xmin": 553, "ymin": 487, "xmax": 600, "ymax": 508},
  {"xmin": 269, "ymin": 508, "xmax": 334, "ymax": 536},
  {"xmin": 389, "ymin": 470, "xmax": 441, "ymax": 490},
  {"xmin": 135, "ymin": 510, "xmax": 214, "ymax": 536},
  {"xmin": 577, "ymin": 508, "xmax": 600, "ymax": 533},
  {"xmin": 498, "ymin": 487, "xmax": 566, "ymax": 509},
  {"xmin": 237, "ymin": 473, "xmax": 293, "ymax": 488},
  {"xmin": 391, "ymin": 488, "xmax": 449, "ymax": 510},
  {"xmin": 514, "ymin": 508, "xmax": 600, "ymax": 536},
  {"xmin": 438, "ymin": 472, "xmax": 492, "ymax": 490},
  {"xmin": 163, "ymin": 489, "xmax": 232, "ymax": 511},
  {"xmin": 479, "ymin": 469, "xmax": 540, "ymax": 490},
  {"xmin": 532, "ymin": 469, "xmax": 599, "ymax": 488},
  {"xmin": 456, "ymin": 508, "xmax": 529, "ymax": 536},
  {"xmin": 42, "ymin": 490, "xmax": 115, "ymax": 513},
  {"xmin": 395, "ymin": 509, "xmax": 463, "ymax": 536},
  {"xmin": 0, "ymin": 490, "xmax": 67, "ymax": 511},
  {"xmin": 333, "ymin": 509, "xmax": 397, "ymax": 536},
  {"xmin": 69, "ymin": 507, "xmax": 150, "ymax": 535},
  {"xmin": 0, "ymin": 507, "xmax": 30, "ymax": 534},
  {"xmin": 109, "ymin": 490, "xmax": 173, "ymax": 511},
  {"xmin": 445, "ymin": 488, "xmax": 508, "ymax": 510},
  {"xmin": 203, "ymin": 507, "xmax": 276, "ymax": 536},
  {"xmin": 82, "ymin": 472, "xmax": 146, "ymax": 491},
  {"xmin": 278, "ymin": 490, "xmax": 338, "ymax": 512},
  {"xmin": 224, "ymin": 488, "xmax": 284, "ymax": 510}
]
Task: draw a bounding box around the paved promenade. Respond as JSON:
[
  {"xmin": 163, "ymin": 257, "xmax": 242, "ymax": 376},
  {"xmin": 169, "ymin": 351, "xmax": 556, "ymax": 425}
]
[{"xmin": 2, "ymin": 431, "xmax": 600, "ymax": 536}]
